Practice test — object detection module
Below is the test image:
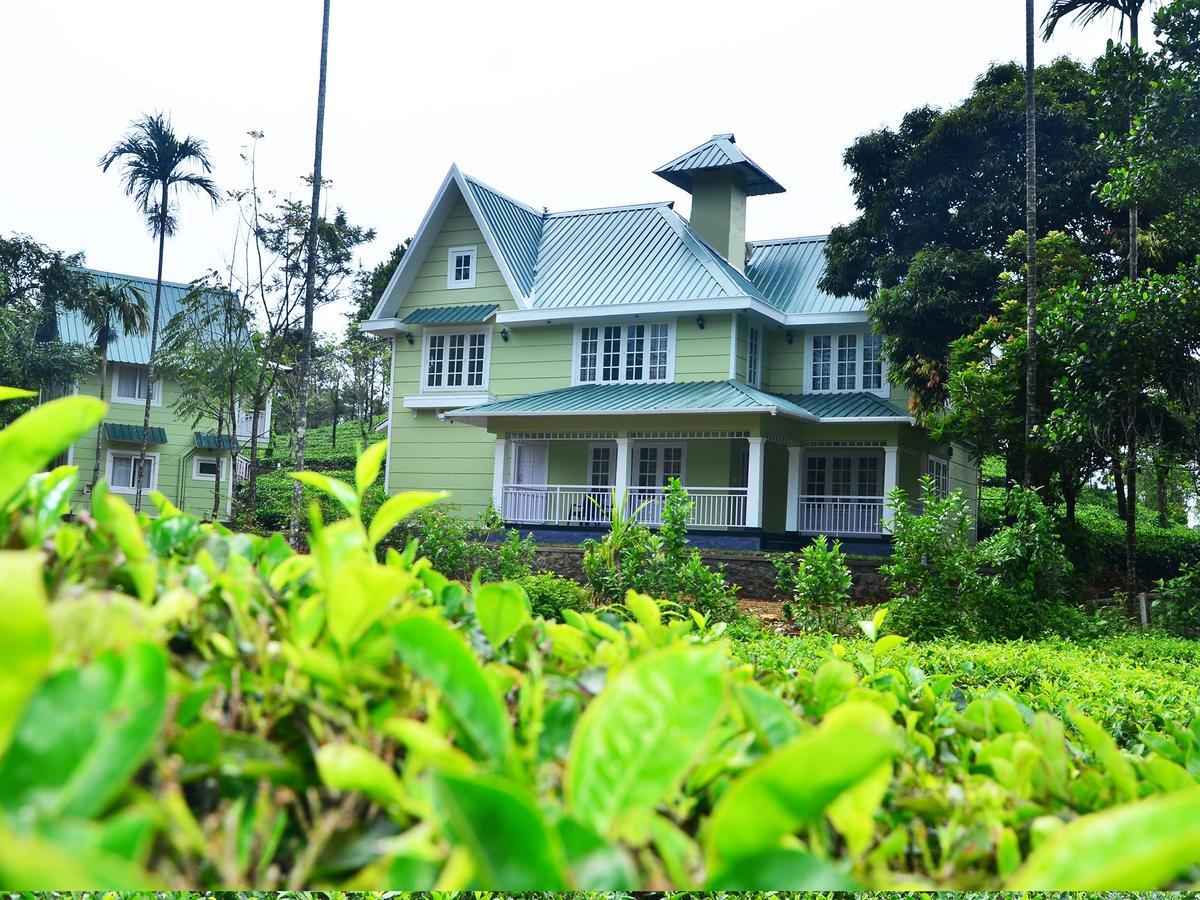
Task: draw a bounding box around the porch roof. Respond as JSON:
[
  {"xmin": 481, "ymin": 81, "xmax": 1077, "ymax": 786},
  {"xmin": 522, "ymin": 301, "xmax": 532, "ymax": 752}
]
[{"xmin": 445, "ymin": 380, "xmax": 912, "ymax": 423}]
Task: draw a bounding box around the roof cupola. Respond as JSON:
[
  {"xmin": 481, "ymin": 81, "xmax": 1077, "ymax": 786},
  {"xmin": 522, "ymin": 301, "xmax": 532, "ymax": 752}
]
[{"xmin": 653, "ymin": 133, "xmax": 784, "ymax": 271}]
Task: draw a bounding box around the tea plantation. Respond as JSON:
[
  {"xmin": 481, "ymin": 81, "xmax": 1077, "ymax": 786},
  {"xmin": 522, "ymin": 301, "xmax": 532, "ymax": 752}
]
[{"xmin": 1, "ymin": 392, "xmax": 1198, "ymax": 890}]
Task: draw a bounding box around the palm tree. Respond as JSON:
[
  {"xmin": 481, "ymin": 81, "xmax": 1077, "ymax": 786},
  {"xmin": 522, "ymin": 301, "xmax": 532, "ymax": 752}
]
[
  {"xmin": 78, "ymin": 280, "xmax": 150, "ymax": 489},
  {"xmin": 1024, "ymin": 0, "xmax": 1038, "ymax": 487},
  {"xmin": 291, "ymin": 0, "xmax": 333, "ymax": 548},
  {"xmin": 100, "ymin": 113, "xmax": 219, "ymax": 512},
  {"xmin": 1042, "ymin": 0, "xmax": 1151, "ymax": 279}
]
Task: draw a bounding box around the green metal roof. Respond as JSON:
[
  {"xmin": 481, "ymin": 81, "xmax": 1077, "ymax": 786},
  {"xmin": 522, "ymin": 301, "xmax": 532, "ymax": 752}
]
[
  {"xmin": 782, "ymin": 392, "xmax": 910, "ymax": 419},
  {"xmin": 401, "ymin": 303, "xmax": 499, "ymax": 325},
  {"xmin": 746, "ymin": 237, "xmax": 864, "ymax": 316},
  {"xmin": 194, "ymin": 432, "xmax": 235, "ymax": 450},
  {"xmin": 104, "ymin": 422, "xmax": 167, "ymax": 444},
  {"xmin": 57, "ymin": 269, "xmax": 236, "ymax": 365},
  {"xmin": 654, "ymin": 133, "xmax": 785, "ymax": 196},
  {"xmin": 446, "ymin": 380, "xmax": 911, "ymax": 423}
]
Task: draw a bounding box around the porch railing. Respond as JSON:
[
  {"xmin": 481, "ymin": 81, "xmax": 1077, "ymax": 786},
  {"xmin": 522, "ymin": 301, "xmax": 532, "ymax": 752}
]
[
  {"xmin": 797, "ymin": 495, "xmax": 885, "ymax": 536},
  {"xmin": 502, "ymin": 485, "xmax": 748, "ymax": 529}
]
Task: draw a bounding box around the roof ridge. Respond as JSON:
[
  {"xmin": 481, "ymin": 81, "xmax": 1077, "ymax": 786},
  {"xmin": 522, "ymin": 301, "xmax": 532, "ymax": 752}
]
[
  {"xmin": 459, "ymin": 170, "xmax": 544, "ymax": 218},
  {"xmin": 748, "ymin": 234, "xmax": 830, "ymax": 247},
  {"xmin": 657, "ymin": 207, "xmax": 748, "ymax": 298},
  {"xmin": 78, "ymin": 266, "xmax": 196, "ymax": 290},
  {"xmin": 550, "ymin": 200, "xmax": 674, "ymax": 217}
]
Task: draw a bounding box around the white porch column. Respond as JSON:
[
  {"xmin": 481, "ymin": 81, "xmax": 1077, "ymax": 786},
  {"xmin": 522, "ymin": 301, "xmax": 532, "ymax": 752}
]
[
  {"xmin": 785, "ymin": 446, "xmax": 801, "ymax": 532},
  {"xmin": 492, "ymin": 437, "xmax": 508, "ymax": 515},
  {"xmin": 882, "ymin": 445, "xmax": 899, "ymax": 530},
  {"xmin": 746, "ymin": 436, "xmax": 765, "ymax": 529},
  {"xmin": 614, "ymin": 437, "xmax": 630, "ymax": 513}
]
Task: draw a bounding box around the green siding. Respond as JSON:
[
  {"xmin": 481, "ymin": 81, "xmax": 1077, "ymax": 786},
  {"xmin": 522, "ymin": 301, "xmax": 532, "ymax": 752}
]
[
  {"xmin": 764, "ymin": 327, "xmax": 806, "ymax": 393},
  {"xmin": 675, "ymin": 314, "xmax": 732, "ymax": 381},
  {"xmin": 67, "ymin": 368, "xmax": 232, "ymax": 519}
]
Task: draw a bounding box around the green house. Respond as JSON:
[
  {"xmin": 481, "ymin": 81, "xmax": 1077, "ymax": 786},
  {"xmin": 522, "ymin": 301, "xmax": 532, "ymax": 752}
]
[
  {"xmin": 51, "ymin": 269, "xmax": 271, "ymax": 519},
  {"xmin": 363, "ymin": 134, "xmax": 977, "ymax": 550}
]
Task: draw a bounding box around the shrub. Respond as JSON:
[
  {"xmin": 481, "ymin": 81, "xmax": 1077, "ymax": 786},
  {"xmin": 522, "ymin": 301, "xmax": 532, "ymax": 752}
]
[
  {"xmin": 389, "ymin": 502, "xmax": 535, "ymax": 582},
  {"xmin": 4, "ymin": 395, "xmax": 1200, "ymax": 889},
  {"xmin": 882, "ymin": 477, "xmax": 984, "ymax": 639},
  {"xmin": 582, "ymin": 479, "xmax": 740, "ymax": 622},
  {"xmin": 517, "ymin": 572, "xmax": 591, "ymax": 621},
  {"xmin": 1154, "ymin": 563, "xmax": 1200, "ymax": 637},
  {"xmin": 773, "ymin": 535, "xmax": 855, "ymax": 634}
]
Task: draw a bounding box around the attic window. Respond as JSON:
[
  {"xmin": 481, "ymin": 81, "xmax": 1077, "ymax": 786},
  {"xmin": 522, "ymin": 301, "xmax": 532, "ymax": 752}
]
[{"xmin": 447, "ymin": 246, "xmax": 477, "ymax": 289}]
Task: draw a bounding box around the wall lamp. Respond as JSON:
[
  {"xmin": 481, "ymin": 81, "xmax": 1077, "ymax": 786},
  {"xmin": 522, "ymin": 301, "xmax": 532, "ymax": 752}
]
[
  {"xmin": 500, "ymin": 328, "xmax": 510, "ymax": 342},
  {"xmin": 696, "ymin": 315, "xmax": 705, "ymax": 330},
  {"xmin": 405, "ymin": 332, "xmax": 414, "ymax": 345},
  {"xmin": 786, "ymin": 331, "xmax": 794, "ymax": 345}
]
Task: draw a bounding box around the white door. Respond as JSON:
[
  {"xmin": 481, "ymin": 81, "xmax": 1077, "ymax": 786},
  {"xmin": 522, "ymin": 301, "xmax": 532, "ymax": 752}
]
[
  {"xmin": 511, "ymin": 442, "xmax": 549, "ymax": 523},
  {"xmin": 632, "ymin": 444, "xmax": 684, "ymax": 524}
]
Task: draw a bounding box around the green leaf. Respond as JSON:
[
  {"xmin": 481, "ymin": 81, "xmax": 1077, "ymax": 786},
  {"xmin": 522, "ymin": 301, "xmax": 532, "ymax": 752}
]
[
  {"xmin": 433, "ymin": 770, "xmax": 565, "ymax": 889},
  {"xmin": 733, "ymin": 681, "xmax": 802, "ymax": 749},
  {"xmin": 1009, "ymin": 788, "xmax": 1200, "ymax": 889},
  {"xmin": 393, "ymin": 615, "xmax": 511, "ymax": 764},
  {"xmin": 367, "ymin": 489, "xmax": 448, "ymax": 546},
  {"xmin": 0, "ymin": 551, "xmax": 52, "ymax": 759},
  {"xmin": 567, "ymin": 644, "xmax": 725, "ymax": 834},
  {"xmin": 827, "ymin": 760, "xmax": 892, "ymax": 856},
  {"xmin": 316, "ymin": 744, "xmax": 407, "ymax": 810},
  {"xmin": 707, "ymin": 848, "xmax": 860, "ymax": 890},
  {"xmin": 1069, "ymin": 708, "xmax": 1138, "ymax": 802},
  {"xmin": 707, "ymin": 701, "xmax": 901, "ymax": 866},
  {"xmin": 0, "ymin": 642, "xmax": 168, "ymax": 820},
  {"xmin": 624, "ymin": 590, "xmax": 662, "ymax": 632},
  {"xmin": 474, "ymin": 582, "xmax": 531, "ymax": 648},
  {"xmin": 0, "ymin": 395, "xmax": 105, "ymax": 509},
  {"xmin": 291, "ymin": 470, "xmax": 359, "ymax": 516},
  {"xmin": 0, "ymin": 825, "xmax": 157, "ymax": 889},
  {"xmin": 327, "ymin": 560, "xmax": 402, "ymax": 649},
  {"xmin": 0, "ymin": 386, "xmax": 35, "ymax": 402},
  {"xmin": 355, "ymin": 439, "xmax": 388, "ymax": 495},
  {"xmin": 872, "ymin": 634, "xmax": 906, "ymax": 657}
]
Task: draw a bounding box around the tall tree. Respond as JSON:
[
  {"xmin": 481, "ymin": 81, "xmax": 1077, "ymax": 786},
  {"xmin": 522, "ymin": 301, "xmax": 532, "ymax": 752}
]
[
  {"xmin": 77, "ymin": 279, "xmax": 149, "ymax": 488},
  {"xmin": 1024, "ymin": 0, "xmax": 1039, "ymax": 486},
  {"xmin": 291, "ymin": 0, "xmax": 333, "ymax": 547},
  {"xmin": 1043, "ymin": 0, "xmax": 1151, "ymax": 280},
  {"xmin": 100, "ymin": 113, "xmax": 219, "ymax": 512}
]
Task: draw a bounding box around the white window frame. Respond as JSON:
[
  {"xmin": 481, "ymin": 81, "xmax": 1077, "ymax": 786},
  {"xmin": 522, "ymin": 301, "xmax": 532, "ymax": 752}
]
[
  {"xmin": 807, "ymin": 330, "xmax": 888, "ymax": 396},
  {"xmin": 802, "ymin": 449, "xmax": 885, "ymax": 497},
  {"xmin": 420, "ymin": 325, "xmax": 491, "ymax": 393},
  {"xmin": 587, "ymin": 442, "xmax": 615, "ymax": 487},
  {"xmin": 632, "ymin": 442, "xmax": 687, "ymax": 487},
  {"xmin": 192, "ymin": 454, "xmax": 231, "ymax": 482},
  {"xmin": 111, "ymin": 364, "xmax": 163, "ymax": 406},
  {"xmin": 927, "ymin": 455, "xmax": 951, "ymax": 498},
  {"xmin": 572, "ymin": 321, "xmax": 675, "ymax": 385},
  {"xmin": 106, "ymin": 450, "xmax": 159, "ymax": 495},
  {"xmin": 747, "ymin": 325, "xmax": 762, "ymax": 388},
  {"xmin": 446, "ymin": 245, "xmax": 478, "ymax": 289}
]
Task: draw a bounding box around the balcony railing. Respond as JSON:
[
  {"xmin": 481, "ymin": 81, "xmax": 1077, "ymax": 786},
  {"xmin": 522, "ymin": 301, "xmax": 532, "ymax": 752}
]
[
  {"xmin": 797, "ymin": 495, "xmax": 885, "ymax": 536},
  {"xmin": 502, "ymin": 484, "xmax": 748, "ymax": 529}
]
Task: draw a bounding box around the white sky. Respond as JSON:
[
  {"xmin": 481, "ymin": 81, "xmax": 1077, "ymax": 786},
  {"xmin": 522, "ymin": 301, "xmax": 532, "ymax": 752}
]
[{"xmin": 2, "ymin": 0, "xmax": 1153, "ymax": 335}]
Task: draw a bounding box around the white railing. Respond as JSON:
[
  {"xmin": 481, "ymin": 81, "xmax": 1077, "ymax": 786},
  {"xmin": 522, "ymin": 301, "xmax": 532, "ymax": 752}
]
[
  {"xmin": 797, "ymin": 495, "xmax": 885, "ymax": 535},
  {"xmin": 502, "ymin": 485, "xmax": 748, "ymax": 528},
  {"xmin": 235, "ymin": 456, "xmax": 251, "ymax": 482}
]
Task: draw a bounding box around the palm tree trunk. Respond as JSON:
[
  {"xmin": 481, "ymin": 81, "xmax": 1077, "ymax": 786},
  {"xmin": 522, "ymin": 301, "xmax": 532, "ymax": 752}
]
[
  {"xmin": 291, "ymin": 0, "xmax": 332, "ymax": 548},
  {"xmin": 1023, "ymin": 0, "xmax": 1038, "ymax": 488},
  {"xmin": 93, "ymin": 341, "xmax": 107, "ymax": 488},
  {"xmin": 136, "ymin": 182, "xmax": 169, "ymax": 514}
]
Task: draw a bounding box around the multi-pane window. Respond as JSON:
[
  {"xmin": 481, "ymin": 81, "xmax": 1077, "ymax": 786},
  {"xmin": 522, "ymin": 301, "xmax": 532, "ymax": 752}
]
[
  {"xmin": 447, "ymin": 247, "xmax": 476, "ymax": 288},
  {"xmin": 805, "ymin": 453, "xmax": 883, "ymax": 497},
  {"xmin": 114, "ymin": 365, "xmax": 159, "ymax": 403},
  {"xmin": 636, "ymin": 445, "xmax": 683, "ymax": 487},
  {"xmin": 810, "ymin": 336, "xmax": 832, "ymax": 391},
  {"xmin": 747, "ymin": 326, "xmax": 761, "ymax": 388},
  {"xmin": 862, "ymin": 333, "xmax": 883, "ymax": 390},
  {"xmin": 579, "ymin": 327, "xmax": 599, "ymax": 382},
  {"xmin": 578, "ymin": 323, "xmax": 671, "ymax": 384},
  {"xmin": 110, "ymin": 453, "xmax": 155, "ymax": 492},
  {"xmin": 836, "ymin": 334, "xmax": 858, "ymax": 390},
  {"xmin": 857, "ymin": 456, "xmax": 880, "ymax": 496},
  {"xmin": 831, "ymin": 456, "xmax": 854, "ymax": 496},
  {"xmin": 425, "ymin": 331, "xmax": 487, "ymax": 390},
  {"xmin": 927, "ymin": 456, "xmax": 950, "ymax": 498},
  {"xmin": 589, "ymin": 446, "xmax": 612, "ymax": 487},
  {"xmin": 811, "ymin": 332, "xmax": 886, "ymax": 393},
  {"xmin": 805, "ymin": 456, "xmax": 828, "ymax": 496}
]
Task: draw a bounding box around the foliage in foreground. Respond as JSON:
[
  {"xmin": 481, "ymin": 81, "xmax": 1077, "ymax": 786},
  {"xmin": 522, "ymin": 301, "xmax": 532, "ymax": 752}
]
[{"xmin": 2, "ymin": 394, "xmax": 1200, "ymax": 890}]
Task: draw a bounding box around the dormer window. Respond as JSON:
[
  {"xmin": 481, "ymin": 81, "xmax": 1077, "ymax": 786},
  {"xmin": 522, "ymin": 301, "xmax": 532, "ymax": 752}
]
[{"xmin": 447, "ymin": 246, "xmax": 477, "ymax": 289}]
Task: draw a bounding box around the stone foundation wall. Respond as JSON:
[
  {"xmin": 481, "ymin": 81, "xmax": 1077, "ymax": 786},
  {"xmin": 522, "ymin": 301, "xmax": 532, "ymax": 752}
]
[{"xmin": 532, "ymin": 545, "xmax": 890, "ymax": 603}]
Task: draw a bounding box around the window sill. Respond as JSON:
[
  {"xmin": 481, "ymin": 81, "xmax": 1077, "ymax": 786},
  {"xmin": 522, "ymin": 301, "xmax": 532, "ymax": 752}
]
[{"xmin": 403, "ymin": 392, "xmax": 494, "ymax": 410}]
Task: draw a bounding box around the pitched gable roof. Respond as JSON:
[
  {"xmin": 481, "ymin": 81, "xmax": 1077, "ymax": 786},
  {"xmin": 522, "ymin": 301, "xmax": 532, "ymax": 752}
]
[{"xmin": 462, "ymin": 174, "xmax": 544, "ymax": 298}]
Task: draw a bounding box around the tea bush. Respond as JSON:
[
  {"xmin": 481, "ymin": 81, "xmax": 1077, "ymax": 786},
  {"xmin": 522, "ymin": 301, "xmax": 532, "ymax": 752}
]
[
  {"xmin": 1155, "ymin": 563, "xmax": 1200, "ymax": 638},
  {"xmin": 581, "ymin": 479, "xmax": 739, "ymax": 622},
  {"xmin": 1, "ymin": 390, "xmax": 1199, "ymax": 890},
  {"xmin": 773, "ymin": 535, "xmax": 855, "ymax": 634},
  {"xmin": 517, "ymin": 572, "xmax": 592, "ymax": 621}
]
